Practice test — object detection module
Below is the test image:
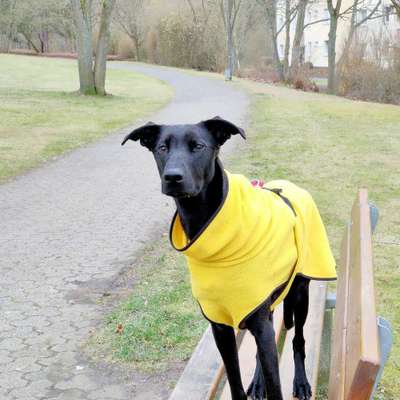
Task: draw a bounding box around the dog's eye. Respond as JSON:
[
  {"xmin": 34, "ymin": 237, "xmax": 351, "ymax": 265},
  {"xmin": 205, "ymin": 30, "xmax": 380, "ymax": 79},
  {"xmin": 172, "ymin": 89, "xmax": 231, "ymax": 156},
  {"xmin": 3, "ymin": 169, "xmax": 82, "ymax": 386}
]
[
  {"xmin": 157, "ymin": 144, "xmax": 168, "ymax": 153},
  {"xmin": 192, "ymin": 143, "xmax": 205, "ymax": 151}
]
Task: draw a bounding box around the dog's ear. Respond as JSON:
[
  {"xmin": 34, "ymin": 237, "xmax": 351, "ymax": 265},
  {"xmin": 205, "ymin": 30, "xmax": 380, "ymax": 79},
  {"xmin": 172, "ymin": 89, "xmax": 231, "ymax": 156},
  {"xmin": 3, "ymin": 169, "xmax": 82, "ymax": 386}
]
[
  {"xmin": 121, "ymin": 122, "xmax": 161, "ymax": 150},
  {"xmin": 201, "ymin": 116, "xmax": 246, "ymax": 146}
]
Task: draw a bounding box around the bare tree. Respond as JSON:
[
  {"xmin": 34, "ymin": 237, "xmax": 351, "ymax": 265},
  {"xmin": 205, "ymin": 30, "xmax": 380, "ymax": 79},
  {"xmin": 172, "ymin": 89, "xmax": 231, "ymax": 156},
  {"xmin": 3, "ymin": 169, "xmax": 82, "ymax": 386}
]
[
  {"xmin": 71, "ymin": 0, "xmax": 95, "ymax": 94},
  {"xmin": 287, "ymin": 0, "xmax": 386, "ymax": 92},
  {"xmin": 282, "ymin": 0, "xmax": 292, "ymax": 75},
  {"xmin": 326, "ymin": 0, "xmax": 343, "ymax": 93},
  {"xmin": 0, "ymin": 0, "xmax": 16, "ymax": 51},
  {"xmin": 234, "ymin": 1, "xmax": 262, "ymax": 71},
  {"xmin": 114, "ymin": 0, "xmax": 145, "ymax": 61},
  {"xmin": 70, "ymin": 0, "xmax": 115, "ymax": 95},
  {"xmin": 290, "ymin": 0, "xmax": 308, "ymax": 78},
  {"xmin": 391, "ymin": 0, "xmax": 400, "ymax": 17},
  {"xmin": 338, "ymin": 0, "xmax": 382, "ymax": 69},
  {"xmin": 94, "ymin": 0, "xmax": 115, "ymax": 95},
  {"xmin": 184, "ymin": 0, "xmax": 219, "ymax": 68},
  {"xmin": 185, "ymin": 0, "xmax": 216, "ymax": 25},
  {"xmin": 258, "ymin": 0, "xmax": 285, "ymax": 80},
  {"xmin": 219, "ymin": 0, "xmax": 242, "ymax": 80}
]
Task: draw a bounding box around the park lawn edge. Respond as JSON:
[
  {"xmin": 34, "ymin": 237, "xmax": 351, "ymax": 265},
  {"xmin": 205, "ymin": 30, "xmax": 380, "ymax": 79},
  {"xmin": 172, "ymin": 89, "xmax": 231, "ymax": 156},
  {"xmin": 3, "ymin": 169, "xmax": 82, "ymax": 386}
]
[{"xmin": 0, "ymin": 55, "xmax": 174, "ymax": 183}]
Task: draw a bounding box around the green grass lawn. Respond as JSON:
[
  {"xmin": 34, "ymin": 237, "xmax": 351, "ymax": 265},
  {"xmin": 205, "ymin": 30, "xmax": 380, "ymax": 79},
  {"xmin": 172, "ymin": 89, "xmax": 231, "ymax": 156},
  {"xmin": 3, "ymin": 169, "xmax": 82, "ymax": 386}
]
[
  {"xmin": 87, "ymin": 241, "xmax": 207, "ymax": 372},
  {"xmin": 0, "ymin": 55, "xmax": 173, "ymax": 183},
  {"xmin": 89, "ymin": 74, "xmax": 399, "ymax": 398}
]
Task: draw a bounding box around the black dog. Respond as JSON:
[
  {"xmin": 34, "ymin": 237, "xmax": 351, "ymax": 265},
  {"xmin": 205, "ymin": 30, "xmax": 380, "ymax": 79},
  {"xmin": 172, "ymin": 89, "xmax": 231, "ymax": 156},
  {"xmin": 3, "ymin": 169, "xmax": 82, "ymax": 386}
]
[{"xmin": 122, "ymin": 117, "xmax": 312, "ymax": 400}]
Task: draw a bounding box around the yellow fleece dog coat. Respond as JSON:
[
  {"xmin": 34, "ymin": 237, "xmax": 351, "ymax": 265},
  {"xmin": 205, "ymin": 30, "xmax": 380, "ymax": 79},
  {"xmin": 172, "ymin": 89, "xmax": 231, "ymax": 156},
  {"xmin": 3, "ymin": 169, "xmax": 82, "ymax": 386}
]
[{"xmin": 170, "ymin": 171, "xmax": 336, "ymax": 329}]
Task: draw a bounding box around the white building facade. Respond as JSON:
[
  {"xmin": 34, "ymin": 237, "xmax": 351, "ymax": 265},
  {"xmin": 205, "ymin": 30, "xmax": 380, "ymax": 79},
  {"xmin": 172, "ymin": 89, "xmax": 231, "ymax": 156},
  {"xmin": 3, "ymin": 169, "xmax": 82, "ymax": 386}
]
[{"xmin": 277, "ymin": 0, "xmax": 400, "ymax": 67}]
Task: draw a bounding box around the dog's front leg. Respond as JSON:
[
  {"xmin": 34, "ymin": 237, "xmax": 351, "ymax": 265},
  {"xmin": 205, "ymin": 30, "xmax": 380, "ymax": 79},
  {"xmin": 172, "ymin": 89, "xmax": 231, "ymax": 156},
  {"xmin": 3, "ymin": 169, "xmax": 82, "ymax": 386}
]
[
  {"xmin": 210, "ymin": 322, "xmax": 247, "ymax": 400},
  {"xmin": 246, "ymin": 308, "xmax": 283, "ymax": 400}
]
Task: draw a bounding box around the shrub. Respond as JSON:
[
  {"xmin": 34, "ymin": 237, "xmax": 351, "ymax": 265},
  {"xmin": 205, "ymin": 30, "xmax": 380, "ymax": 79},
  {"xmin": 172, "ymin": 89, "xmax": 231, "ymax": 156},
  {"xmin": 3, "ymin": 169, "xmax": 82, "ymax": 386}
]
[
  {"xmin": 239, "ymin": 65, "xmax": 281, "ymax": 83},
  {"xmin": 155, "ymin": 12, "xmax": 223, "ymax": 71},
  {"xmin": 339, "ymin": 42, "xmax": 400, "ymax": 105},
  {"xmin": 291, "ymin": 67, "xmax": 320, "ymax": 92}
]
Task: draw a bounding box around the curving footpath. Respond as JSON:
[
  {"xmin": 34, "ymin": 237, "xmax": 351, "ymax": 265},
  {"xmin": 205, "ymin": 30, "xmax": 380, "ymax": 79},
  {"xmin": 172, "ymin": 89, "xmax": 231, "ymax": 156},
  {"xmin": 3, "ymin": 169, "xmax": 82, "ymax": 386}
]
[{"xmin": 0, "ymin": 62, "xmax": 249, "ymax": 400}]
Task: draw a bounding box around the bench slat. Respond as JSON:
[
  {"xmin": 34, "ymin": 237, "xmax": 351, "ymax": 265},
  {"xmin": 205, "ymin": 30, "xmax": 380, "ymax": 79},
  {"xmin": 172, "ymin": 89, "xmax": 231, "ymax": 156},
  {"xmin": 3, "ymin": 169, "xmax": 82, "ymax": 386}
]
[
  {"xmin": 345, "ymin": 190, "xmax": 380, "ymax": 398},
  {"xmin": 328, "ymin": 223, "xmax": 351, "ymax": 400},
  {"xmin": 279, "ymin": 281, "xmax": 328, "ymax": 400},
  {"xmin": 219, "ymin": 304, "xmax": 284, "ymax": 399},
  {"xmin": 328, "ymin": 190, "xmax": 381, "ymax": 400}
]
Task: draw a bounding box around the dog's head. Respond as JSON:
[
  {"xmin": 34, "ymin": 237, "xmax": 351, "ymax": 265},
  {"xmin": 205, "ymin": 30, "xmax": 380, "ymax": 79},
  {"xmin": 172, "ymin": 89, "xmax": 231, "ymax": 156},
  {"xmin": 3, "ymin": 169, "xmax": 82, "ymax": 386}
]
[{"xmin": 121, "ymin": 116, "xmax": 245, "ymax": 198}]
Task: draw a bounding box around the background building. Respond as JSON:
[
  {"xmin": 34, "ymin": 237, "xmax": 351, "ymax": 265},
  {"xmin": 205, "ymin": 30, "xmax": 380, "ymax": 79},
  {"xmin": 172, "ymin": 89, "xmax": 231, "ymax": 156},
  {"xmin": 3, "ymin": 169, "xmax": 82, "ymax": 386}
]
[{"xmin": 277, "ymin": 0, "xmax": 400, "ymax": 67}]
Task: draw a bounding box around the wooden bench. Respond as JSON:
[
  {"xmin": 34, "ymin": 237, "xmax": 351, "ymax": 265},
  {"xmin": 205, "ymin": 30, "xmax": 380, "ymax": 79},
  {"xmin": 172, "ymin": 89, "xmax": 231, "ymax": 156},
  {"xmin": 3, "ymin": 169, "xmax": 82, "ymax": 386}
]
[{"xmin": 169, "ymin": 189, "xmax": 393, "ymax": 400}]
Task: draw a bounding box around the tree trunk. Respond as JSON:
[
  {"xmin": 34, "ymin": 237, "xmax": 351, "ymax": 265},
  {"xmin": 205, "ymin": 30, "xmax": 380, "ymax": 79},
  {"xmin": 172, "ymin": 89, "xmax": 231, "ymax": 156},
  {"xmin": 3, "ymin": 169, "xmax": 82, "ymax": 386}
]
[
  {"xmin": 225, "ymin": 0, "xmax": 235, "ymax": 80},
  {"xmin": 133, "ymin": 37, "xmax": 141, "ymax": 61},
  {"xmin": 38, "ymin": 31, "xmax": 49, "ymax": 53},
  {"xmin": 227, "ymin": 28, "xmax": 235, "ymax": 79},
  {"xmin": 94, "ymin": 0, "xmax": 115, "ymax": 96},
  {"xmin": 290, "ymin": 0, "xmax": 308, "ymax": 79},
  {"xmin": 327, "ymin": 14, "xmax": 338, "ymax": 93},
  {"xmin": 22, "ymin": 32, "xmax": 40, "ymax": 53},
  {"xmin": 265, "ymin": 0, "xmax": 284, "ymax": 80},
  {"xmin": 71, "ymin": 0, "xmax": 95, "ymax": 95},
  {"xmin": 327, "ymin": 0, "xmax": 342, "ymax": 94},
  {"xmin": 283, "ymin": 0, "xmax": 291, "ymax": 77},
  {"xmin": 337, "ymin": 24, "xmax": 355, "ymax": 74}
]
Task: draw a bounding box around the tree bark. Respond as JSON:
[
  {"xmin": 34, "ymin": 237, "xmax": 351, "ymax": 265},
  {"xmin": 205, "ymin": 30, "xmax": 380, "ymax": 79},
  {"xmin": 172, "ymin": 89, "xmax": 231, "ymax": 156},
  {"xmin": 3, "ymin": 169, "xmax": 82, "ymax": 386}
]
[
  {"xmin": 94, "ymin": 0, "xmax": 115, "ymax": 96},
  {"xmin": 391, "ymin": 0, "xmax": 400, "ymax": 18},
  {"xmin": 283, "ymin": 0, "xmax": 291, "ymax": 77},
  {"xmin": 71, "ymin": 0, "xmax": 95, "ymax": 95},
  {"xmin": 264, "ymin": 0, "xmax": 284, "ymax": 80},
  {"xmin": 327, "ymin": 0, "xmax": 342, "ymax": 94},
  {"xmin": 21, "ymin": 32, "xmax": 40, "ymax": 53},
  {"xmin": 222, "ymin": 0, "xmax": 236, "ymax": 80},
  {"xmin": 133, "ymin": 36, "xmax": 141, "ymax": 61},
  {"xmin": 327, "ymin": 17, "xmax": 337, "ymax": 93},
  {"xmin": 38, "ymin": 31, "xmax": 49, "ymax": 53},
  {"xmin": 290, "ymin": 0, "xmax": 308, "ymax": 78}
]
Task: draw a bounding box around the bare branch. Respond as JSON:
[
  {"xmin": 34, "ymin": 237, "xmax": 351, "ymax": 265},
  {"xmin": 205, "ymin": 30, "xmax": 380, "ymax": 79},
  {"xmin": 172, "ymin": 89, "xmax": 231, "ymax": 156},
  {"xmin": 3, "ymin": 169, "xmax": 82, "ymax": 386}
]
[
  {"xmin": 232, "ymin": 0, "xmax": 242, "ymax": 26},
  {"xmin": 303, "ymin": 17, "xmax": 330, "ymax": 29},
  {"xmin": 276, "ymin": 6, "xmax": 298, "ymax": 36},
  {"xmin": 355, "ymin": 0, "xmax": 382, "ymax": 28},
  {"xmin": 304, "ymin": 0, "xmax": 382, "ymax": 29},
  {"xmin": 185, "ymin": 0, "xmax": 198, "ymax": 23},
  {"xmin": 390, "ymin": 0, "xmax": 400, "ymax": 16}
]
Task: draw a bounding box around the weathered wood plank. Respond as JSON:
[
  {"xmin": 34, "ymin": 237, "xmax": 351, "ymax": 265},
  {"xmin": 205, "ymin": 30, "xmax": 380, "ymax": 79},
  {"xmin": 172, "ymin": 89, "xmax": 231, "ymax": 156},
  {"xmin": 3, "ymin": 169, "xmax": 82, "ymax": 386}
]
[
  {"xmin": 328, "ymin": 223, "xmax": 351, "ymax": 400},
  {"xmin": 328, "ymin": 189, "xmax": 381, "ymax": 400},
  {"xmin": 345, "ymin": 189, "xmax": 380, "ymax": 399},
  {"xmin": 279, "ymin": 281, "xmax": 328, "ymax": 400},
  {"xmin": 219, "ymin": 304, "xmax": 284, "ymax": 399}
]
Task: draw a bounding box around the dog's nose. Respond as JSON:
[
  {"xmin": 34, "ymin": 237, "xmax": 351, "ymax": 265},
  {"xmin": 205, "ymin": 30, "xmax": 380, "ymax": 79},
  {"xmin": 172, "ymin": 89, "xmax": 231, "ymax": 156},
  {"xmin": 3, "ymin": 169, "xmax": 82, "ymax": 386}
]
[{"xmin": 164, "ymin": 170, "xmax": 183, "ymax": 184}]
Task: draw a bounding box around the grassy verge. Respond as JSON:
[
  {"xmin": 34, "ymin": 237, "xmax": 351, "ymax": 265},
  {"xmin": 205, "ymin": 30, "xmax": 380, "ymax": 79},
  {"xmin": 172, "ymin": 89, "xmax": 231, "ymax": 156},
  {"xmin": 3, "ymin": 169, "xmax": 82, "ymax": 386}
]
[
  {"xmin": 0, "ymin": 55, "xmax": 173, "ymax": 183},
  {"xmin": 88, "ymin": 239, "xmax": 207, "ymax": 372},
  {"xmin": 90, "ymin": 72, "xmax": 399, "ymax": 397}
]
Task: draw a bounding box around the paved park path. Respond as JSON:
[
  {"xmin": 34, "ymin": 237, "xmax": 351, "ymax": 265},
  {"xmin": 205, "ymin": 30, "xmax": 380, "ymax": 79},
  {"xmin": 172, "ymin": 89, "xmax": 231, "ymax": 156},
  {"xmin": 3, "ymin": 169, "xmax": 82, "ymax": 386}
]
[{"xmin": 0, "ymin": 63, "xmax": 249, "ymax": 400}]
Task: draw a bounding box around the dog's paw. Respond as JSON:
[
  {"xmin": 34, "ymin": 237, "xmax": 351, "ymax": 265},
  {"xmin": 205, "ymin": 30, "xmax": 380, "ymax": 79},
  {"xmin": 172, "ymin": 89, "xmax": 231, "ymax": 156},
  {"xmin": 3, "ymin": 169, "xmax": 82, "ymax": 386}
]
[
  {"xmin": 292, "ymin": 376, "xmax": 312, "ymax": 400},
  {"xmin": 246, "ymin": 375, "xmax": 266, "ymax": 400}
]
